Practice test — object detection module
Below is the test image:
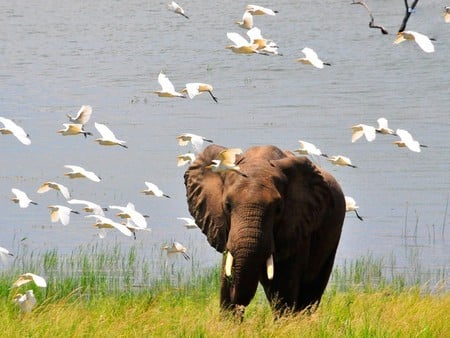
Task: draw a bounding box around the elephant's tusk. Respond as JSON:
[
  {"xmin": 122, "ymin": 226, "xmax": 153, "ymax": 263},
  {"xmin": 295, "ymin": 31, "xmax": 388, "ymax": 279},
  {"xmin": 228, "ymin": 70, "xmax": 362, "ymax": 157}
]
[
  {"xmin": 225, "ymin": 252, "xmax": 233, "ymax": 277},
  {"xmin": 266, "ymin": 254, "xmax": 274, "ymax": 280}
]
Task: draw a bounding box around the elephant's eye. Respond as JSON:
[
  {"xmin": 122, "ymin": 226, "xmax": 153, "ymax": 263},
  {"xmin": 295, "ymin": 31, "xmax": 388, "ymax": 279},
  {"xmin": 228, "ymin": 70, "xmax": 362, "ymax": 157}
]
[{"xmin": 224, "ymin": 198, "xmax": 232, "ymax": 214}]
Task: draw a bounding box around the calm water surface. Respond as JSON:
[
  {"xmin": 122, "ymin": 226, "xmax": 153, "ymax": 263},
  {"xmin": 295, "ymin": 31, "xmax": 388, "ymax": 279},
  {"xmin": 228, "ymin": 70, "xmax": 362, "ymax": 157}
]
[{"xmin": 1, "ymin": 1, "xmax": 449, "ymax": 284}]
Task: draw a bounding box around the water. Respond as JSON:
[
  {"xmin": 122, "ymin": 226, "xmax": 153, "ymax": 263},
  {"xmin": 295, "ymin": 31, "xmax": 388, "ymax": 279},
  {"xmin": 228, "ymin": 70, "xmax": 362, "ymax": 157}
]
[{"xmin": 1, "ymin": 1, "xmax": 449, "ymax": 284}]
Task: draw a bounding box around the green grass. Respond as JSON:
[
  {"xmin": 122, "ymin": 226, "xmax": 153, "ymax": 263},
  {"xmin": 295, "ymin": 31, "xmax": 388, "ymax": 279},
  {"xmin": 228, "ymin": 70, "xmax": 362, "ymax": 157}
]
[{"xmin": 0, "ymin": 244, "xmax": 448, "ymax": 337}]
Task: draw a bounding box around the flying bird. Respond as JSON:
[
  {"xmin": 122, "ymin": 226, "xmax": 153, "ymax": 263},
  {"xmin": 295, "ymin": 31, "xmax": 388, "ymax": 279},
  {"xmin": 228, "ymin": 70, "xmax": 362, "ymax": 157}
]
[
  {"xmin": 168, "ymin": 1, "xmax": 189, "ymax": 19},
  {"xmin": 177, "ymin": 217, "xmax": 198, "ymax": 229},
  {"xmin": 87, "ymin": 214, "xmax": 133, "ymax": 237},
  {"xmin": 66, "ymin": 105, "xmax": 92, "ymax": 125},
  {"xmin": 327, "ymin": 155, "xmax": 357, "ymax": 168},
  {"xmin": 153, "ymin": 72, "xmax": 186, "ymax": 98},
  {"xmin": 94, "ymin": 122, "xmax": 127, "ymax": 148},
  {"xmin": 345, "ymin": 196, "xmax": 363, "ymax": 221},
  {"xmin": 0, "ymin": 116, "xmax": 31, "ymax": 145},
  {"xmin": 11, "ymin": 188, "xmax": 38, "ymax": 208},
  {"xmin": 57, "ymin": 123, "xmax": 92, "ymax": 138},
  {"xmin": 141, "ymin": 181, "xmax": 170, "ymax": 198},
  {"xmin": 206, "ymin": 148, "xmax": 246, "ymax": 176},
  {"xmin": 296, "ymin": 47, "xmax": 331, "ymax": 69},
  {"xmin": 182, "ymin": 83, "xmax": 218, "ymax": 102},
  {"xmin": 294, "ymin": 140, "xmax": 328, "ymax": 158},
  {"xmin": 394, "ymin": 30, "xmax": 435, "ymax": 53},
  {"xmin": 12, "ymin": 272, "xmax": 47, "ymax": 288},
  {"xmin": 163, "ymin": 241, "xmax": 190, "ymax": 260},
  {"xmin": 64, "ymin": 165, "xmax": 101, "ymax": 182},
  {"xmin": 0, "ymin": 246, "xmax": 14, "ymax": 264},
  {"xmin": 225, "ymin": 32, "xmax": 264, "ymax": 55},
  {"xmin": 375, "ymin": 117, "xmax": 396, "ymax": 135},
  {"xmin": 67, "ymin": 199, "xmax": 107, "ymax": 216},
  {"xmin": 176, "ymin": 133, "xmax": 213, "ymax": 153},
  {"xmin": 444, "ymin": 6, "xmax": 450, "ymax": 23},
  {"xmin": 177, "ymin": 152, "xmax": 196, "ymax": 167},
  {"xmin": 245, "ymin": 4, "xmax": 278, "ymax": 16},
  {"xmin": 109, "ymin": 202, "xmax": 148, "ymax": 228},
  {"xmin": 14, "ymin": 290, "xmax": 37, "ymax": 313},
  {"xmin": 393, "ymin": 129, "xmax": 427, "ymax": 152},
  {"xmin": 351, "ymin": 124, "xmax": 376, "ymax": 143},
  {"xmin": 48, "ymin": 205, "xmax": 79, "ymax": 226},
  {"xmin": 246, "ymin": 27, "xmax": 281, "ymax": 55},
  {"xmin": 37, "ymin": 181, "xmax": 71, "ymax": 199},
  {"xmin": 235, "ymin": 11, "xmax": 253, "ymax": 29}
]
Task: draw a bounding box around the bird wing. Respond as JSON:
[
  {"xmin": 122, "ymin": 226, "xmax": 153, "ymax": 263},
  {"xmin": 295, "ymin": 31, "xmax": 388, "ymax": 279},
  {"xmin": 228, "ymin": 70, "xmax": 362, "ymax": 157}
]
[
  {"xmin": 58, "ymin": 206, "xmax": 71, "ymax": 225},
  {"xmin": 94, "ymin": 122, "xmax": 116, "ymax": 140},
  {"xmin": 227, "ymin": 32, "xmax": 250, "ymax": 47},
  {"xmin": 396, "ymin": 129, "xmax": 414, "ymax": 143},
  {"xmin": 74, "ymin": 105, "xmax": 92, "ymax": 124},
  {"xmin": 0, "ymin": 117, "xmax": 30, "ymax": 145},
  {"xmin": 351, "ymin": 125, "xmax": 364, "ymax": 143},
  {"xmin": 37, "ymin": 183, "xmax": 51, "ymax": 194},
  {"xmin": 55, "ymin": 183, "xmax": 70, "ymax": 199},
  {"xmin": 64, "ymin": 164, "xmax": 84, "ymax": 173},
  {"xmin": 246, "ymin": 5, "xmax": 276, "ymax": 15},
  {"xmin": 362, "ymin": 124, "xmax": 376, "ymax": 142},
  {"xmin": 408, "ymin": 31, "xmax": 435, "ymax": 53},
  {"xmin": 246, "ymin": 27, "xmax": 263, "ymax": 43},
  {"xmin": 68, "ymin": 199, "xmax": 104, "ymax": 215},
  {"xmin": 144, "ymin": 181, "xmax": 159, "ymax": 194},
  {"xmin": 185, "ymin": 83, "xmax": 200, "ymax": 99},
  {"xmin": 11, "ymin": 188, "xmax": 29, "ymax": 207},
  {"xmin": 219, "ymin": 148, "xmax": 243, "ymax": 165},
  {"xmin": 158, "ymin": 72, "xmax": 176, "ymax": 92},
  {"xmin": 302, "ymin": 47, "xmax": 318, "ymax": 60}
]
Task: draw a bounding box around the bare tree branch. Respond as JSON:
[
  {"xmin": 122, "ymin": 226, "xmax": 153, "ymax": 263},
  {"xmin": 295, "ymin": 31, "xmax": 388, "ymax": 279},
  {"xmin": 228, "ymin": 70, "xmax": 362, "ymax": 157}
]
[
  {"xmin": 352, "ymin": 1, "xmax": 388, "ymax": 35},
  {"xmin": 398, "ymin": 0, "xmax": 420, "ymax": 33}
]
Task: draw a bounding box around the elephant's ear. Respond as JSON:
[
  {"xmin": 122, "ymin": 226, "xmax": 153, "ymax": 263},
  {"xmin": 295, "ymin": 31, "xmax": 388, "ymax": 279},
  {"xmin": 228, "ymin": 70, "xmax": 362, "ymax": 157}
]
[
  {"xmin": 271, "ymin": 154, "xmax": 341, "ymax": 259},
  {"xmin": 184, "ymin": 144, "xmax": 229, "ymax": 253}
]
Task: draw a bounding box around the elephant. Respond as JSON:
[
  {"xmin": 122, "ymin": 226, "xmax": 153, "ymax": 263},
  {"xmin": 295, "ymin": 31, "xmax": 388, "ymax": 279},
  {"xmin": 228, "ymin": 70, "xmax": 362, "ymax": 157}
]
[{"xmin": 184, "ymin": 144, "xmax": 346, "ymax": 317}]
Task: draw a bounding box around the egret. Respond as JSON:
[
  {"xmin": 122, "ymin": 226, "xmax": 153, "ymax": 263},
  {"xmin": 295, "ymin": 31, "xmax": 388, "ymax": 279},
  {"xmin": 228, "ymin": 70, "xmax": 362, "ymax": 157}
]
[
  {"xmin": 94, "ymin": 122, "xmax": 127, "ymax": 148},
  {"xmin": 14, "ymin": 290, "xmax": 37, "ymax": 313},
  {"xmin": 11, "ymin": 188, "xmax": 38, "ymax": 208},
  {"xmin": 225, "ymin": 32, "xmax": 263, "ymax": 55},
  {"xmin": 66, "ymin": 105, "xmax": 92, "ymax": 125},
  {"xmin": 327, "ymin": 155, "xmax": 357, "ymax": 168},
  {"xmin": 182, "ymin": 83, "xmax": 218, "ymax": 102},
  {"xmin": 109, "ymin": 202, "xmax": 148, "ymax": 228},
  {"xmin": 57, "ymin": 123, "xmax": 92, "ymax": 137},
  {"xmin": 206, "ymin": 148, "xmax": 246, "ymax": 176},
  {"xmin": 86, "ymin": 215, "xmax": 133, "ymax": 237},
  {"xmin": 294, "ymin": 140, "xmax": 328, "ymax": 157},
  {"xmin": 394, "ymin": 31, "xmax": 435, "ymax": 53},
  {"xmin": 235, "ymin": 11, "xmax": 253, "ymax": 29},
  {"xmin": 163, "ymin": 241, "xmax": 190, "ymax": 260},
  {"xmin": 141, "ymin": 181, "xmax": 170, "ymax": 198},
  {"xmin": 296, "ymin": 47, "xmax": 331, "ymax": 69},
  {"xmin": 177, "ymin": 217, "xmax": 198, "ymax": 229},
  {"xmin": 177, "ymin": 152, "xmax": 196, "ymax": 167},
  {"xmin": 153, "ymin": 72, "xmax": 186, "ymax": 98},
  {"xmin": 168, "ymin": 1, "xmax": 189, "ymax": 19},
  {"xmin": 351, "ymin": 124, "xmax": 376, "ymax": 143},
  {"xmin": 37, "ymin": 181, "xmax": 71, "ymax": 199},
  {"xmin": 67, "ymin": 199, "xmax": 107, "ymax": 216},
  {"xmin": 0, "ymin": 246, "xmax": 14, "ymax": 264},
  {"xmin": 48, "ymin": 205, "xmax": 79, "ymax": 226},
  {"xmin": 176, "ymin": 133, "xmax": 213, "ymax": 153},
  {"xmin": 246, "ymin": 27, "xmax": 280, "ymax": 55},
  {"xmin": 376, "ymin": 117, "xmax": 396, "ymax": 135},
  {"xmin": 0, "ymin": 116, "xmax": 31, "ymax": 145},
  {"xmin": 345, "ymin": 196, "xmax": 363, "ymax": 221},
  {"xmin": 12, "ymin": 272, "xmax": 47, "ymax": 288},
  {"xmin": 246, "ymin": 4, "xmax": 278, "ymax": 16},
  {"xmin": 64, "ymin": 164, "xmax": 101, "ymax": 182},
  {"xmin": 445, "ymin": 7, "xmax": 450, "ymax": 23},
  {"xmin": 393, "ymin": 129, "xmax": 427, "ymax": 152}
]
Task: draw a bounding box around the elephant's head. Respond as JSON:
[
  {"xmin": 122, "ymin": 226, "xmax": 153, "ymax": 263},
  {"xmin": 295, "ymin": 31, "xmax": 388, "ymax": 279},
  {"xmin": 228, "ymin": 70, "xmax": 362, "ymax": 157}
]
[{"xmin": 184, "ymin": 145, "xmax": 345, "ymax": 315}]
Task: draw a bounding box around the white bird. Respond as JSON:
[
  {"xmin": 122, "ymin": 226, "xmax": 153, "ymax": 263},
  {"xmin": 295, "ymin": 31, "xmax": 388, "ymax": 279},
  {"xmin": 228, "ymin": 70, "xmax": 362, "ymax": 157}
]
[
  {"xmin": 48, "ymin": 205, "xmax": 79, "ymax": 226},
  {"xmin": 168, "ymin": 1, "xmax": 189, "ymax": 19},
  {"xmin": 163, "ymin": 241, "xmax": 190, "ymax": 260},
  {"xmin": 376, "ymin": 117, "xmax": 396, "ymax": 135},
  {"xmin": 11, "ymin": 188, "xmax": 38, "ymax": 208},
  {"xmin": 0, "ymin": 246, "xmax": 14, "ymax": 264},
  {"xmin": 177, "ymin": 152, "xmax": 196, "ymax": 167},
  {"xmin": 37, "ymin": 181, "xmax": 71, "ymax": 199},
  {"xmin": 0, "ymin": 116, "xmax": 31, "ymax": 145},
  {"xmin": 87, "ymin": 214, "xmax": 133, "ymax": 237},
  {"xmin": 12, "ymin": 272, "xmax": 47, "ymax": 288},
  {"xmin": 351, "ymin": 124, "xmax": 376, "ymax": 143},
  {"xmin": 393, "ymin": 129, "xmax": 427, "ymax": 153},
  {"xmin": 445, "ymin": 7, "xmax": 450, "ymax": 23},
  {"xmin": 327, "ymin": 155, "xmax": 357, "ymax": 168},
  {"xmin": 67, "ymin": 199, "xmax": 107, "ymax": 216},
  {"xmin": 177, "ymin": 217, "xmax": 198, "ymax": 229},
  {"xmin": 394, "ymin": 31, "xmax": 435, "ymax": 53},
  {"xmin": 176, "ymin": 133, "xmax": 213, "ymax": 153},
  {"xmin": 66, "ymin": 105, "xmax": 92, "ymax": 125},
  {"xmin": 246, "ymin": 4, "xmax": 278, "ymax": 16},
  {"xmin": 345, "ymin": 196, "xmax": 363, "ymax": 221},
  {"xmin": 141, "ymin": 182, "xmax": 170, "ymax": 198},
  {"xmin": 64, "ymin": 165, "xmax": 101, "ymax": 182},
  {"xmin": 296, "ymin": 47, "xmax": 331, "ymax": 69},
  {"xmin": 246, "ymin": 27, "xmax": 280, "ymax": 55},
  {"xmin": 225, "ymin": 32, "xmax": 262, "ymax": 54},
  {"xmin": 182, "ymin": 83, "xmax": 218, "ymax": 102},
  {"xmin": 123, "ymin": 218, "xmax": 152, "ymax": 240},
  {"xmin": 94, "ymin": 122, "xmax": 127, "ymax": 148},
  {"xmin": 109, "ymin": 202, "xmax": 148, "ymax": 228},
  {"xmin": 153, "ymin": 72, "xmax": 186, "ymax": 98},
  {"xmin": 235, "ymin": 11, "xmax": 253, "ymax": 29},
  {"xmin": 14, "ymin": 290, "xmax": 37, "ymax": 313},
  {"xmin": 294, "ymin": 140, "xmax": 328, "ymax": 157},
  {"xmin": 57, "ymin": 123, "xmax": 92, "ymax": 137},
  {"xmin": 206, "ymin": 148, "xmax": 245, "ymax": 175}
]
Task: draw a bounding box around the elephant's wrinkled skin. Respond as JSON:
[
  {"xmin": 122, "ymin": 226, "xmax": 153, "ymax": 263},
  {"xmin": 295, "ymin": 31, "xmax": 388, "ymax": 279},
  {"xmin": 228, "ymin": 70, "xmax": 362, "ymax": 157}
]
[{"xmin": 184, "ymin": 145, "xmax": 345, "ymax": 316}]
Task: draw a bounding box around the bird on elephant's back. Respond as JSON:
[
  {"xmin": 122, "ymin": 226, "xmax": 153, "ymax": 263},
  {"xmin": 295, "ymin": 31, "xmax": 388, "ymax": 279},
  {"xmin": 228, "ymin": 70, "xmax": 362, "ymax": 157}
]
[{"xmin": 184, "ymin": 144, "xmax": 346, "ymax": 319}]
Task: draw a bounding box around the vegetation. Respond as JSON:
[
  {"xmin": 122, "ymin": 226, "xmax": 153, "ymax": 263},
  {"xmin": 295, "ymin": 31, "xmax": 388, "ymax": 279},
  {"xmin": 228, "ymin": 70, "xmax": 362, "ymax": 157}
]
[{"xmin": 0, "ymin": 244, "xmax": 448, "ymax": 337}]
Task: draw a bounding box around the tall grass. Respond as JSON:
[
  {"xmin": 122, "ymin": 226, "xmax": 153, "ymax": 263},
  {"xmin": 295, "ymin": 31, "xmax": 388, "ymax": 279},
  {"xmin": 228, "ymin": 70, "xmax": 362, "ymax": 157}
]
[{"xmin": 0, "ymin": 243, "xmax": 448, "ymax": 337}]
